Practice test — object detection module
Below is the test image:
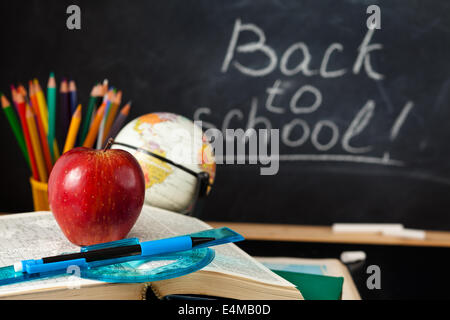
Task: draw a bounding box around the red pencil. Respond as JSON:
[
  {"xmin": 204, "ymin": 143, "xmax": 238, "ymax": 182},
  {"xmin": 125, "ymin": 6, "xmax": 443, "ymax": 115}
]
[{"xmin": 16, "ymin": 93, "xmax": 39, "ymax": 180}]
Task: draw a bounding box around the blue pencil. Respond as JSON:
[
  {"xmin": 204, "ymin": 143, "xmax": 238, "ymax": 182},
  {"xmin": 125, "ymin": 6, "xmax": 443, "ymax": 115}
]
[{"xmin": 69, "ymin": 80, "xmax": 77, "ymax": 115}]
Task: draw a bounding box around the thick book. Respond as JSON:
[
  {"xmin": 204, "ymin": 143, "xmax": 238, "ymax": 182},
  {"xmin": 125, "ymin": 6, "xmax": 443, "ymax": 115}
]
[{"xmin": 0, "ymin": 205, "xmax": 302, "ymax": 300}]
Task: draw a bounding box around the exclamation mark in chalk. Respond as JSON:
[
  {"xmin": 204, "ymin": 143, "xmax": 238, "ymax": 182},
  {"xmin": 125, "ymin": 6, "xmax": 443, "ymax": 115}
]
[{"xmin": 383, "ymin": 101, "xmax": 414, "ymax": 163}]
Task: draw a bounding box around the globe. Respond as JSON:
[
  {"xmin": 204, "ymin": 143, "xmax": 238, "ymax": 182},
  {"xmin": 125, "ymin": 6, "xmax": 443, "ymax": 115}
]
[{"xmin": 112, "ymin": 112, "xmax": 216, "ymax": 213}]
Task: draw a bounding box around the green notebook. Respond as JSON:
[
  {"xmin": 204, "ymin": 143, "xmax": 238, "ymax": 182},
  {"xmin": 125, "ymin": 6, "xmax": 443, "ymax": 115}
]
[{"xmin": 272, "ymin": 269, "xmax": 344, "ymax": 300}]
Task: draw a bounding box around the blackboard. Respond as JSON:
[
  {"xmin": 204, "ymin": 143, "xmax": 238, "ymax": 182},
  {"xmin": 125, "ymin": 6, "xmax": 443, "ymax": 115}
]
[{"xmin": 1, "ymin": 0, "xmax": 450, "ymax": 229}]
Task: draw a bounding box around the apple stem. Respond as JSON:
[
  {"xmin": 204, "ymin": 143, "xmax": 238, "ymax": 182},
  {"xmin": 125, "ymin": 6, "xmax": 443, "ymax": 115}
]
[{"xmin": 103, "ymin": 138, "xmax": 114, "ymax": 152}]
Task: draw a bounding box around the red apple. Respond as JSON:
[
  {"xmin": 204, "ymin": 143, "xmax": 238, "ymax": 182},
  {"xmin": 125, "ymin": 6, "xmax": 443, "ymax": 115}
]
[{"xmin": 48, "ymin": 143, "xmax": 145, "ymax": 246}]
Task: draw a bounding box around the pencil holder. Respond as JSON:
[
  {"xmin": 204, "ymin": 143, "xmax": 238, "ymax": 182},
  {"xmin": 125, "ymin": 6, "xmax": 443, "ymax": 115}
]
[{"xmin": 30, "ymin": 177, "xmax": 49, "ymax": 211}]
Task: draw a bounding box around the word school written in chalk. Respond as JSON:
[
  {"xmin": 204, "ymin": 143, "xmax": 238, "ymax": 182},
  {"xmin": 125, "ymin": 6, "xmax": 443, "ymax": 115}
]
[
  {"xmin": 196, "ymin": 89, "xmax": 413, "ymax": 159},
  {"xmin": 194, "ymin": 18, "xmax": 415, "ymax": 168}
]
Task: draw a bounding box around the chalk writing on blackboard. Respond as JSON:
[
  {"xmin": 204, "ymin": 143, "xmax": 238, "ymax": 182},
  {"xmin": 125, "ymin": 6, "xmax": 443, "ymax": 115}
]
[{"xmin": 194, "ymin": 19, "xmax": 414, "ymax": 168}]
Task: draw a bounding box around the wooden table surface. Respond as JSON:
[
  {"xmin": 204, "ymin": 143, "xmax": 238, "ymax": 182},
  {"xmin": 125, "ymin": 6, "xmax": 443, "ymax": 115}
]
[{"xmin": 207, "ymin": 221, "xmax": 450, "ymax": 247}]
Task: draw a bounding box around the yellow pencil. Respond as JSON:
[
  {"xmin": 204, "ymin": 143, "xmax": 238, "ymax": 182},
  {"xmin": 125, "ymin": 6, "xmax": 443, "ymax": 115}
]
[
  {"xmin": 53, "ymin": 138, "xmax": 61, "ymax": 160},
  {"xmin": 63, "ymin": 104, "xmax": 82, "ymax": 153},
  {"xmin": 25, "ymin": 104, "xmax": 48, "ymax": 182},
  {"xmin": 82, "ymin": 103, "xmax": 106, "ymax": 148},
  {"xmin": 33, "ymin": 79, "xmax": 49, "ymax": 132}
]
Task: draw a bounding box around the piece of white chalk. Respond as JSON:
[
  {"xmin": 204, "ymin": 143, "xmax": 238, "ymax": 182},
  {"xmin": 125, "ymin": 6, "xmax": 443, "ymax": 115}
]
[
  {"xmin": 340, "ymin": 251, "xmax": 367, "ymax": 264},
  {"xmin": 382, "ymin": 228, "xmax": 426, "ymax": 240},
  {"xmin": 332, "ymin": 223, "xmax": 404, "ymax": 233}
]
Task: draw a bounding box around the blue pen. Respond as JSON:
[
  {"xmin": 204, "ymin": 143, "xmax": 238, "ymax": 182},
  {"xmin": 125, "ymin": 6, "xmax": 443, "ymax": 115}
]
[{"xmin": 13, "ymin": 227, "xmax": 243, "ymax": 275}]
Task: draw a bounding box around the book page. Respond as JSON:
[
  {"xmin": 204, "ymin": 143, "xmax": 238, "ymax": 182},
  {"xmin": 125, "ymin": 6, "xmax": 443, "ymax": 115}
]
[
  {"xmin": 0, "ymin": 211, "xmax": 100, "ymax": 296},
  {"xmin": 0, "ymin": 205, "xmax": 292, "ymax": 296},
  {"xmin": 131, "ymin": 206, "xmax": 295, "ymax": 287}
]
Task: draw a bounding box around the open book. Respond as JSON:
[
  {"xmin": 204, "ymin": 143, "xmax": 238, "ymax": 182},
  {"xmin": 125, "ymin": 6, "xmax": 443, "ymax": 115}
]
[{"xmin": 0, "ymin": 205, "xmax": 302, "ymax": 300}]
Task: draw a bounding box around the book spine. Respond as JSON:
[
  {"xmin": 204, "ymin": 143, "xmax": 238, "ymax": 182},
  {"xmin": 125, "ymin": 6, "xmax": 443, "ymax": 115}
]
[{"xmin": 147, "ymin": 283, "xmax": 163, "ymax": 300}]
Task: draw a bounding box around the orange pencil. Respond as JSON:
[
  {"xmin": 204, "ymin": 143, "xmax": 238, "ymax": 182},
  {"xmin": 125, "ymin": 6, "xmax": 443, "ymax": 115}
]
[
  {"xmin": 82, "ymin": 103, "xmax": 106, "ymax": 148},
  {"xmin": 63, "ymin": 104, "xmax": 82, "ymax": 153},
  {"xmin": 26, "ymin": 105, "xmax": 48, "ymax": 182},
  {"xmin": 29, "ymin": 81, "xmax": 53, "ymax": 173},
  {"xmin": 102, "ymin": 90, "xmax": 122, "ymax": 143},
  {"xmin": 16, "ymin": 94, "xmax": 39, "ymax": 180},
  {"xmin": 28, "ymin": 81, "xmax": 39, "ymax": 110}
]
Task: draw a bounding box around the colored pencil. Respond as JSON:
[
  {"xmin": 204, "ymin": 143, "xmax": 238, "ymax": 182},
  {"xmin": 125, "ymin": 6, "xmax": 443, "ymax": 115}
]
[
  {"xmin": 89, "ymin": 106, "xmax": 97, "ymax": 128},
  {"xmin": 28, "ymin": 81, "xmax": 39, "ymax": 110},
  {"xmin": 79, "ymin": 84, "xmax": 101, "ymax": 146},
  {"xmin": 29, "ymin": 81, "xmax": 53, "ymax": 173},
  {"xmin": 33, "ymin": 79, "xmax": 49, "ymax": 132},
  {"xmin": 16, "ymin": 94, "xmax": 39, "ymax": 180},
  {"xmin": 10, "ymin": 85, "xmax": 19, "ymax": 112},
  {"xmin": 29, "ymin": 81, "xmax": 53, "ymax": 172},
  {"xmin": 63, "ymin": 104, "xmax": 82, "ymax": 153},
  {"xmin": 6, "ymin": 75, "xmax": 129, "ymax": 174},
  {"xmin": 59, "ymin": 79, "xmax": 70, "ymax": 144},
  {"xmin": 102, "ymin": 90, "xmax": 122, "ymax": 143},
  {"xmin": 104, "ymin": 102, "xmax": 131, "ymax": 146},
  {"xmin": 25, "ymin": 105, "xmax": 48, "ymax": 182},
  {"xmin": 69, "ymin": 80, "xmax": 77, "ymax": 115},
  {"xmin": 34, "ymin": 78, "xmax": 60, "ymax": 161},
  {"xmin": 82, "ymin": 103, "xmax": 106, "ymax": 148},
  {"xmin": 47, "ymin": 72, "xmax": 57, "ymax": 160},
  {"xmin": 101, "ymin": 79, "xmax": 108, "ymax": 96},
  {"xmin": 17, "ymin": 84, "xmax": 28, "ymax": 104},
  {"xmin": 1, "ymin": 93, "xmax": 30, "ymax": 167},
  {"xmin": 96, "ymin": 89, "xmax": 114, "ymax": 149}
]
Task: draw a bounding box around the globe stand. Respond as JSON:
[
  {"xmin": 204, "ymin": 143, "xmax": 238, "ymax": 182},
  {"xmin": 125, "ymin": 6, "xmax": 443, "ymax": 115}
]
[{"xmin": 111, "ymin": 141, "xmax": 212, "ymax": 218}]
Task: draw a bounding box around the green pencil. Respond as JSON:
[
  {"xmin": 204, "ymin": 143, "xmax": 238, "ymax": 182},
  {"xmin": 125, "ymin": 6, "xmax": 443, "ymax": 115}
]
[
  {"xmin": 47, "ymin": 72, "xmax": 57, "ymax": 161},
  {"xmin": 1, "ymin": 93, "xmax": 30, "ymax": 167},
  {"xmin": 79, "ymin": 84, "xmax": 101, "ymax": 146}
]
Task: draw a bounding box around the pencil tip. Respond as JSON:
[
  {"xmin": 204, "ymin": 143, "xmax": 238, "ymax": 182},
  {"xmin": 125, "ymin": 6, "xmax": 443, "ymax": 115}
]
[
  {"xmin": 50, "ymin": 72, "xmax": 55, "ymax": 78},
  {"xmin": 28, "ymin": 80, "xmax": 34, "ymax": 94},
  {"xmin": 69, "ymin": 80, "xmax": 76, "ymax": 90},
  {"xmin": 122, "ymin": 104, "xmax": 131, "ymax": 114},
  {"xmin": 1, "ymin": 94, "xmax": 10, "ymax": 108},
  {"xmin": 25, "ymin": 104, "xmax": 33, "ymax": 116},
  {"xmin": 75, "ymin": 104, "xmax": 82, "ymax": 116}
]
